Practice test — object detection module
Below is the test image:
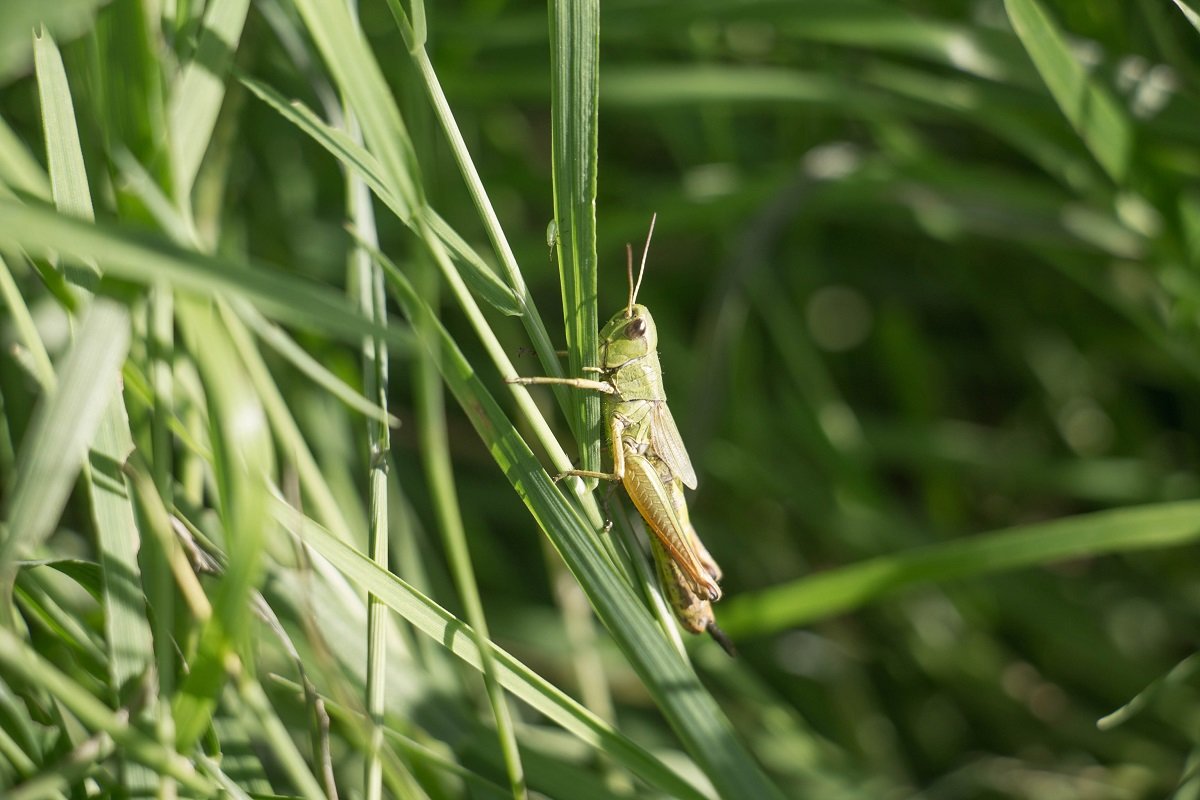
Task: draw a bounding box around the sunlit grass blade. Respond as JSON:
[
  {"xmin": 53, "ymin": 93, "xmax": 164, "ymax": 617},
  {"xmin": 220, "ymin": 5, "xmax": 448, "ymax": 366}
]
[
  {"xmin": 0, "ymin": 300, "xmax": 130, "ymax": 605},
  {"xmin": 548, "ymin": 0, "xmax": 601, "ymax": 473},
  {"xmin": 1004, "ymin": 0, "xmax": 1132, "ymax": 183},
  {"xmin": 0, "ymin": 200, "xmax": 413, "ymax": 352},
  {"xmin": 1174, "ymin": 0, "xmax": 1200, "ymax": 33},
  {"xmin": 722, "ymin": 500, "xmax": 1200, "ymax": 637},
  {"xmin": 171, "ymin": 297, "xmax": 274, "ymax": 749},
  {"xmin": 0, "ymin": 112, "xmax": 50, "ymax": 200},
  {"xmin": 35, "ymin": 32, "xmax": 158, "ymax": 798},
  {"xmin": 167, "ymin": 0, "xmax": 250, "ymax": 197}
]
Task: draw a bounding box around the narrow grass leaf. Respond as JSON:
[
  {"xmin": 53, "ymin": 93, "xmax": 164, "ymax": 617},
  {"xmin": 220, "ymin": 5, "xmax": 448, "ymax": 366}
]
[
  {"xmin": 0, "ymin": 200, "xmax": 414, "ymax": 353},
  {"xmin": 1004, "ymin": 0, "xmax": 1132, "ymax": 182},
  {"xmin": 0, "ymin": 300, "xmax": 130, "ymax": 594},
  {"xmin": 239, "ymin": 76, "xmax": 521, "ymax": 315},
  {"xmin": 232, "ymin": 299, "xmax": 398, "ymax": 427},
  {"xmin": 1173, "ymin": 0, "xmax": 1200, "ymax": 34},
  {"xmin": 722, "ymin": 500, "xmax": 1200, "ymax": 636},
  {"xmin": 548, "ymin": 0, "xmax": 602, "ymax": 473},
  {"xmin": 35, "ymin": 35, "xmax": 157, "ymax": 798},
  {"xmin": 168, "ymin": 0, "xmax": 250, "ymax": 196},
  {"xmin": 0, "ymin": 113, "xmax": 50, "ymax": 200},
  {"xmin": 33, "ymin": 29, "xmax": 93, "ymax": 226}
]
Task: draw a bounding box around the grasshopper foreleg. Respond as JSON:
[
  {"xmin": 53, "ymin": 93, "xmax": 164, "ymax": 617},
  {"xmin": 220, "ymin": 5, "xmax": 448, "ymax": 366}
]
[{"xmin": 505, "ymin": 375, "xmax": 616, "ymax": 394}]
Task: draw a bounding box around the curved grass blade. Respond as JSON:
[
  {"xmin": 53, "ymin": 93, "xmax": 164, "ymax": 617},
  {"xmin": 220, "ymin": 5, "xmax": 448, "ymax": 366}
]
[
  {"xmin": 1004, "ymin": 0, "xmax": 1132, "ymax": 183},
  {"xmin": 722, "ymin": 500, "xmax": 1200, "ymax": 637}
]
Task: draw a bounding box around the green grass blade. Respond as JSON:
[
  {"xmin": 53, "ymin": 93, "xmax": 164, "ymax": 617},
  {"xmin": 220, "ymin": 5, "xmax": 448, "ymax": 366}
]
[
  {"xmin": 35, "ymin": 36, "xmax": 157, "ymax": 798},
  {"xmin": 548, "ymin": 0, "xmax": 601, "ymax": 474},
  {"xmin": 722, "ymin": 500, "xmax": 1200, "ymax": 637},
  {"xmin": 33, "ymin": 29, "xmax": 92, "ymax": 227},
  {"xmin": 0, "ymin": 300, "xmax": 131, "ymax": 610},
  {"xmin": 0, "ymin": 113, "xmax": 50, "ymax": 200},
  {"xmin": 171, "ymin": 297, "xmax": 275, "ymax": 749},
  {"xmin": 167, "ymin": 0, "xmax": 250, "ymax": 197},
  {"xmin": 0, "ymin": 199, "xmax": 414, "ymax": 352},
  {"xmin": 232, "ymin": 298, "xmax": 398, "ymax": 428},
  {"xmin": 239, "ymin": 75, "xmax": 521, "ymax": 316},
  {"xmin": 1173, "ymin": 0, "xmax": 1200, "ymax": 34},
  {"xmin": 1004, "ymin": 0, "xmax": 1133, "ymax": 182},
  {"xmin": 0, "ymin": 627, "xmax": 211, "ymax": 793},
  {"xmin": 276, "ymin": 500, "xmax": 709, "ymax": 800},
  {"xmin": 346, "ymin": 90, "xmax": 392, "ymax": 800}
]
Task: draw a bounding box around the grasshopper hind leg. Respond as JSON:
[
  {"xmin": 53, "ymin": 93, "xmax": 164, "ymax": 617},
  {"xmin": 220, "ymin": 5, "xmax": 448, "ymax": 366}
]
[{"xmin": 706, "ymin": 621, "xmax": 737, "ymax": 657}]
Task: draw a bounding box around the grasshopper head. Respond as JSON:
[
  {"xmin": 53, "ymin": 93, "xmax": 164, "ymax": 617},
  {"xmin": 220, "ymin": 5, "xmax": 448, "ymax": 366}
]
[
  {"xmin": 599, "ymin": 303, "xmax": 657, "ymax": 366},
  {"xmin": 598, "ymin": 214, "xmax": 659, "ymax": 368}
]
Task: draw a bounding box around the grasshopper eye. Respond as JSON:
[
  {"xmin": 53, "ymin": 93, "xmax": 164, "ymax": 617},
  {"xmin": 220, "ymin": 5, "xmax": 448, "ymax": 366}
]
[{"xmin": 627, "ymin": 317, "xmax": 647, "ymax": 339}]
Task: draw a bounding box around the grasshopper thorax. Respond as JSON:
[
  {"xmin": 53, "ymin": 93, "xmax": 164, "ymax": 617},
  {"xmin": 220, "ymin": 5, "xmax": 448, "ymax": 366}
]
[{"xmin": 599, "ymin": 303, "xmax": 658, "ymax": 369}]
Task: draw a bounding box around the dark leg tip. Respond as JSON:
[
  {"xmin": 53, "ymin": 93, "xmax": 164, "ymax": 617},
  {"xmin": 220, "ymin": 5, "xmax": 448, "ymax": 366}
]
[{"xmin": 706, "ymin": 622, "xmax": 737, "ymax": 658}]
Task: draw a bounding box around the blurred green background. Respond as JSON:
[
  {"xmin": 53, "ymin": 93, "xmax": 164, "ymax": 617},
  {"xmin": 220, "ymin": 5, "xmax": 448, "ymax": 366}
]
[{"xmin": 2, "ymin": 1, "xmax": 1200, "ymax": 798}]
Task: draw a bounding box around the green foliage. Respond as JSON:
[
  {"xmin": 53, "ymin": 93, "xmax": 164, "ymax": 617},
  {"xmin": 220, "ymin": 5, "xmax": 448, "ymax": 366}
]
[{"xmin": 0, "ymin": 1, "xmax": 1199, "ymax": 798}]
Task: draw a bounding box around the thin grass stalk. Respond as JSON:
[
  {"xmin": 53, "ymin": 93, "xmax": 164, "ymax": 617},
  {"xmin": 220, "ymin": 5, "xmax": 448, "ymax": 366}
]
[
  {"xmin": 346, "ymin": 94, "xmax": 391, "ymax": 800},
  {"xmin": 412, "ymin": 256, "xmax": 528, "ymax": 799},
  {"xmin": 237, "ymin": 677, "xmax": 326, "ymax": 800}
]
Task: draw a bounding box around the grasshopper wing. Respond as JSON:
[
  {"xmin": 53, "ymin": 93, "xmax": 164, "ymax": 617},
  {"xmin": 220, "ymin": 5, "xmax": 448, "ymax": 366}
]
[
  {"xmin": 624, "ymin": 454, "xmax": 719, "ymax": 600},
  {"xmin": 650, "ymin": 402, "xmax": 698, "ymax": 489}
]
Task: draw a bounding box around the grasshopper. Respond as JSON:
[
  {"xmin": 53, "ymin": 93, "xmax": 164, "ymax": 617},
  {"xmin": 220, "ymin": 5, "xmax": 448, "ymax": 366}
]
[{"xmin": 508, "ymin": 215, "xmax": 731, "ymax": 649}]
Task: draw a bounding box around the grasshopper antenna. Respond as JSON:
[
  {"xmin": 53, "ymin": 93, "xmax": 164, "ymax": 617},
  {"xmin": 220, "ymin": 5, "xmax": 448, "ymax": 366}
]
[
  {"xmin": 625, "ymin": 243, "xmax": 636, "ymax": 317},
  {"xmin": 707, "ymin": 621, "xmax": 737, "ymax": 658},
  {"xmin": 631, "ymin": 212, "xmax": 656, "ymax": 310}
]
